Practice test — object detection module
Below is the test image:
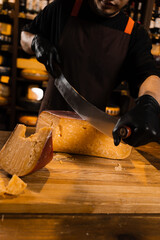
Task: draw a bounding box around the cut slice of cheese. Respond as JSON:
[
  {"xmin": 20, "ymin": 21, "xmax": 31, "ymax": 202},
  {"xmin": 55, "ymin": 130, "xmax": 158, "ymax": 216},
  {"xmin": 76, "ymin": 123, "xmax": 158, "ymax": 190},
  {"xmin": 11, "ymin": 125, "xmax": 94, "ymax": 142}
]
[
  {"xmin": 36, "ymin": 111, "xmax": 132, "ymax": 159},
  {"xmin": 0, "ymin": 124, "xmax": 54, "ymax": 176},
  {"xmin": 5, "ymin": 174, "xmax": 27, "ymax": 195}
]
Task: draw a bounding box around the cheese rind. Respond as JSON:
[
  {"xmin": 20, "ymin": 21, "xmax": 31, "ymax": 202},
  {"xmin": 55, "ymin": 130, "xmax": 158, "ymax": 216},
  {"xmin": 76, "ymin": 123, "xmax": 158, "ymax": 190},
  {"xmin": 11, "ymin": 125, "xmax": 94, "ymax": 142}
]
[
  {"xmin": 0, "ymin": 124, "xmax": 53, "ymax": 176},
  {"xmin": 36, "ymin": 111, "xmax": 132, "ymax": 159}
]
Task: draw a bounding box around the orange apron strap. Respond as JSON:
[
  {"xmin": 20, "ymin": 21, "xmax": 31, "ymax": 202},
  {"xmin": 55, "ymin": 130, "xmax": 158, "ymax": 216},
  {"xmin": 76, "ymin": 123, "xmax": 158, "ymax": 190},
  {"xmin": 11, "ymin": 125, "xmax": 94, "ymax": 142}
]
[
  {"xmin": 124, "ymin": 17, "xmax": 134, "ymax": 35},
  {"xmin": 71, "ymin": 0, "xmax": 83, "ymax": 17}
]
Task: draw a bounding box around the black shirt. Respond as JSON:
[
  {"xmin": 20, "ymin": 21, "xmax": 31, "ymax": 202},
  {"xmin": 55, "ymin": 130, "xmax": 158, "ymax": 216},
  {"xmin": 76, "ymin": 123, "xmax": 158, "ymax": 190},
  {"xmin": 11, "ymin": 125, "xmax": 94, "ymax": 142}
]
[{"xmin": 23, "ymin": 0, "xmax": 160, "ymax": 98}]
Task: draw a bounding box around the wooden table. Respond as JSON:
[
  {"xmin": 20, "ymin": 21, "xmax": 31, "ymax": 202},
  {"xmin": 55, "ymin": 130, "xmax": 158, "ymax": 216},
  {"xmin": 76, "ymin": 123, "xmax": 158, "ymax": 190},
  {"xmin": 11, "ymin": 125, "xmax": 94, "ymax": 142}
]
[{"xmin": 0, "ymin": 130, "xmax": 160, "ymax": 240}]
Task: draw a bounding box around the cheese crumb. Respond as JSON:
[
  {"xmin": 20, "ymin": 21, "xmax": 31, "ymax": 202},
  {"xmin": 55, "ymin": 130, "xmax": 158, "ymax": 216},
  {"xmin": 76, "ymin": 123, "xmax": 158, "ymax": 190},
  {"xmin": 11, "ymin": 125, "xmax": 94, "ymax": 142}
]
[
  {"xmin": 53, "ymin": 153, "xmax": 72, "ymax": 160},
  {"xmin": 115, "ymin": 163, "xmax": 123, "ymax": 171},
  {"xmin": 5, "ymin": 174, "xmax": 27, "ymax": 195}
]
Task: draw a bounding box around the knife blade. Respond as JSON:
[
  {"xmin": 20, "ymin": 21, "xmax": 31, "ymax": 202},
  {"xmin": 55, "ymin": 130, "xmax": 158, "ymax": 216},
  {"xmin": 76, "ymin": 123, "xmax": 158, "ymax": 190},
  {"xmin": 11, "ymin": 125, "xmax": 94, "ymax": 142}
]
[{"xmin": 54, "ymin": 73, "xmax": 121, "ymax": 138}]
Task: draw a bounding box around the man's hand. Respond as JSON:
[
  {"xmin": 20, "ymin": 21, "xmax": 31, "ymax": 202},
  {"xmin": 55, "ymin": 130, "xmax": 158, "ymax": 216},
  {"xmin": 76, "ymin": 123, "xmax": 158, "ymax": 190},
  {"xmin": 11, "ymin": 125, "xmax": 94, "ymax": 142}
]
[
  {"xmin": 112, "ymin": 95, "xmax": 160, "ymax": 147},
  {"xmin": 31, "ymin": 34, "xmax": 61, "ymax": 78}
]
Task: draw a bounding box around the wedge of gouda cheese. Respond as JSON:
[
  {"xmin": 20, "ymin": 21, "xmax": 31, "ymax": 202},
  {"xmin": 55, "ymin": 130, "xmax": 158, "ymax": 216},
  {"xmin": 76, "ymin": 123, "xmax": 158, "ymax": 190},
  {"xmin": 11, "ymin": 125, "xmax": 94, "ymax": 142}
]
[
  {"xmin": 0, "ymin": 124, "xmax": 54, "ymax": 176},
  {"xmin": 36, "ymin": 111, "xmax": 132, "ymax": 159}
]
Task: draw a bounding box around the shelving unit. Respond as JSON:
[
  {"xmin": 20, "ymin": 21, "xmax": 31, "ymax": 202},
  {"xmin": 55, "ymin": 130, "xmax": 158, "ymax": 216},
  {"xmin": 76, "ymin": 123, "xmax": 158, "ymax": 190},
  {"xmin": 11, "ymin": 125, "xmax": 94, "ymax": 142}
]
[
  {"xmin": 0, "ymin": 0, "xmax": 156, "ymax": 131},
  {"xmin": 10, "ymin": 0, "xmax": 19, "ymax": 130},
  {"xmin": 0, "ymin": 0, "xmax": 50, "ymax": 130},
  {"xmin": 0, "ymin": 9, "xmax": 13, "ymax": 130},
  {"xmin": 141, "ymin": 0, "xmax": 154, "ymax": 30}
]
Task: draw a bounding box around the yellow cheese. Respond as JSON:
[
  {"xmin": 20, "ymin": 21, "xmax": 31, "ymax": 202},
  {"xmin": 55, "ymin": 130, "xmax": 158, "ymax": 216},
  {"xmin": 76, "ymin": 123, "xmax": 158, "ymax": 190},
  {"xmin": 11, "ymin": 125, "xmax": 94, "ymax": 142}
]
[
  {"xmin": 0, "ymin": 83, "xmax": 10, "ymax": 97},
  {"xmin": 21, "ymin": 69, "xmax": 49, "ymax": 81},
  {"xmin": 105, "ymin": 105, "xmax": 120, "ymax": 116},
  {"xmin": 151, "ymin": 44, "xmax": 160, "ymax": 56},
  {"xmin": 17, "ymin": 58, "xmax": 46, "ymax": 71},
  {"xmin": 0, "ymin": 76, "xmax": 10, "ymax": 84},
  {"xmin": 36, "ymin": 111, "xmax": 132, "ymax": 159},
  {"xmin": 5, "ymin": 174, "xmax": 27, "ymax": 195},
  {"xmin": 0, "ymin": 174, "xmax": 27, "ymax": 196},
  {"xmin": 0, "ymin": 55, "xmax": 3, "ymax": 65},
  {"xmin": 0, "ymin": 124, "xmax": 54, "ymax": 176},
  {"xmin": 0, "ymin": 177, "xmax": 6, "ymax": 196},
  {"xmin": 0, "ymin": 22, "xmax": 12, "ymax": 35},
  {"xmin": 27, "ymin": 85, "xmax": 44, "ymax": 101},
  {"xmin": 0, "ymin": 96, "xmax": 8, "ymax": 105},
  {"xmin": 19, "ymin": 115, "xmax": 38, "ymax": 126}
]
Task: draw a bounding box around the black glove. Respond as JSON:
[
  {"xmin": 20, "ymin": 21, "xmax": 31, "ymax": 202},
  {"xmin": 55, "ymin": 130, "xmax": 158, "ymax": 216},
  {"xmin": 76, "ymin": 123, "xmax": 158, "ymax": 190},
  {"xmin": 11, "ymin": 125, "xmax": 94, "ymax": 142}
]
[
  {"xmin": 112, "ymin": 95, "xmax": 160, "ymax": 147},
  {"xmin": 31, "ymin": 34, "xmax": 61, "ymax": 78}
]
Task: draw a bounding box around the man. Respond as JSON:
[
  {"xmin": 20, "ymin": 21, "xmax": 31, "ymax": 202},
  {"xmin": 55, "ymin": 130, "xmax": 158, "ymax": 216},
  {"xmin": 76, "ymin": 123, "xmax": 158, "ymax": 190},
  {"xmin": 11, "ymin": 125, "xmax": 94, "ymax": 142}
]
[{"xmin": 20, "ymin": 0, "xmax": 160, "ymax": 147}]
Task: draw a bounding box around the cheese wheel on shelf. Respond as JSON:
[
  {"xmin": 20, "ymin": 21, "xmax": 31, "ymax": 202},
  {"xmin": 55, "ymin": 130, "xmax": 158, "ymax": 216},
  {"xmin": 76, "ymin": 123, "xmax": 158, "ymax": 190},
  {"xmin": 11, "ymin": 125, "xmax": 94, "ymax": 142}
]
[
  {"xmin": 0, "ymin": 66, "xmax": 11, "ymax": 76},
  {"xmin": 27, "ymin": 85, "xmax": 44, "ymax": 101},
  {"xmin": 105, "ymin": 105, "xmax": 120, "ymax": 116},
  {"xmin": 0, "ymin": 76, "xmax": 10, "ymax": 84},
  {"xmin": 21, "ymin": 69, "xmax": 49, "ymax": 81},
  {"xmin": 0, "ymin": 55, "xmax": 3, "ymax": 65},
  {"xmin": 17, "ymin": 58, "xmax": 46, "ymax": 71},
  {"xmin": 0, "ymin": 83, "xmax": 10, "ymax": 97},
  {"xmin": 36, "ymin": 111, "xmax": 132, "ymax": 159},
  {"xmin": 19, "ymin": 115, "xmax": 37, "ymax": 126},
  {"xmin": 0, "ymin": 96, "xmax": 8, "ymax": 105}
]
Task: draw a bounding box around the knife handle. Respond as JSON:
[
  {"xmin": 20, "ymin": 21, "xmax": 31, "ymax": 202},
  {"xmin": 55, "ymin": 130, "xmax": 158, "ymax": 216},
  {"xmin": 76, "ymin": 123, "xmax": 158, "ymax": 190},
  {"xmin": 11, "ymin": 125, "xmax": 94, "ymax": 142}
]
[{"xmin": 118, "ymin": 126, "xmax": 131, "ymax": 139}]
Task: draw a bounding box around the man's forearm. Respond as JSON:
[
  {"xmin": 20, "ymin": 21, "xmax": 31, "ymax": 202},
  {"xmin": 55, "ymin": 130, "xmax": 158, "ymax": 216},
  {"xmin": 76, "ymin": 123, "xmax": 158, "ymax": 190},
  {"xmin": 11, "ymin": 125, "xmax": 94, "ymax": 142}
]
[
  {"xmin": 20, "ymin": 31, "xmax": 35, "ymax": 55},
  {"xmin": 138, "ymin": 75, "xmax": 160, "ymax": 104}
]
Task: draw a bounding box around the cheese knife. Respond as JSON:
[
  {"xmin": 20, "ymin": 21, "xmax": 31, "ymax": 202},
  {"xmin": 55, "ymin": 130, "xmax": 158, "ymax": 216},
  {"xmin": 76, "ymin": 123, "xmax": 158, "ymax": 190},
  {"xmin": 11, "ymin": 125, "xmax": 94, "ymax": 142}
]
[{"xmin": 54, "ymin": 73, "xmax": 131, "ymax": 140}]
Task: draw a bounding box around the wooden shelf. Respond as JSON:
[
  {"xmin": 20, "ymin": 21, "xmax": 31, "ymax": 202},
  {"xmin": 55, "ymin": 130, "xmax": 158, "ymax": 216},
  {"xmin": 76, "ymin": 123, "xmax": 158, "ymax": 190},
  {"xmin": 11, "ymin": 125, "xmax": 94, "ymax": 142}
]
[
  {"xmin": 0, "ymin": 12, "xmax": 13, "ymax": 22},
  {"xmin": 16, "ymin": 105, "xmax": 39, "ymax": 113}
]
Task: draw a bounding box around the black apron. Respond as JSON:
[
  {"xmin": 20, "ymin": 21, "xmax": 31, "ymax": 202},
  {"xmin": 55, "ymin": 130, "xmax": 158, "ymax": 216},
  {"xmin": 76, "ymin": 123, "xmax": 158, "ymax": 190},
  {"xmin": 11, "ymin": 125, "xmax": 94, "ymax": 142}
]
[{"xmin": 39, "ymin": 0, "xmax": 134, "ymax": 113}]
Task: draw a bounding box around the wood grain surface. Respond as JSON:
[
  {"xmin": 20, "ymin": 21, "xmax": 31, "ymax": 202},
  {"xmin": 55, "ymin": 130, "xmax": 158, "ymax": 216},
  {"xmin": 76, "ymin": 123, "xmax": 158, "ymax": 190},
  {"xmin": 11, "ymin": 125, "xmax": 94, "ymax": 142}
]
[
  {"xmin": 0, "ymin": 131, "xmax": 160, "ymax": 214},
  {"xmin": 1, "ymin": 214, "xmax": 160, "ymax": 240}
]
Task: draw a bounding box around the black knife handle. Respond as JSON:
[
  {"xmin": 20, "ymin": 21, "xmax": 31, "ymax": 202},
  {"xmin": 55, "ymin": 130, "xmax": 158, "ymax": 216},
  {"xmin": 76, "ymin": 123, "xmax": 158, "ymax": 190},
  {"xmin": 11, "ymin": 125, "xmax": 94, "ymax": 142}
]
[{"xmin": 118, "ymin": 126, "xmax": 131, "ymax": 139}]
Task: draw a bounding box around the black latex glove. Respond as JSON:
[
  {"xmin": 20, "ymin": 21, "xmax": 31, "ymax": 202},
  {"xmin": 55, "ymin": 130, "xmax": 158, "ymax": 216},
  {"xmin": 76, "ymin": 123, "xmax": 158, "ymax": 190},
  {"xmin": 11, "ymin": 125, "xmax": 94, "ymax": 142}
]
[
  {"xmin": 112, "ymin": 95, "xmax": 160, "ymax": 147},
  {"xmin": 31, "ymin": 34, "xmax": 61, "ymax": 78}
]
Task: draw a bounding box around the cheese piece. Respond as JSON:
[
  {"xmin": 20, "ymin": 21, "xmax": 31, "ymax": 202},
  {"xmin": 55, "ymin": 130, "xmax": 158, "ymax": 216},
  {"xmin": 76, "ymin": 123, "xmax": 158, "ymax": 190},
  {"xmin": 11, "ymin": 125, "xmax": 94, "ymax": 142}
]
[
  {"xmin": 0, "ymin": 173, "xmax": 27, "ymax": 197},
  {"xmin": 0, "ymin": 178, "xmax": 6, "ymax": 196},
  {"xmin": 36, "ymin": 111, "xmax": 132, "ymax": 159},
  {"xmin": 5, "ymin": 174, "xmax": 27, "ymax": 195},
  {"xmin": 0, "ymin": 124, "xmax": 54, "ymax": 176}
]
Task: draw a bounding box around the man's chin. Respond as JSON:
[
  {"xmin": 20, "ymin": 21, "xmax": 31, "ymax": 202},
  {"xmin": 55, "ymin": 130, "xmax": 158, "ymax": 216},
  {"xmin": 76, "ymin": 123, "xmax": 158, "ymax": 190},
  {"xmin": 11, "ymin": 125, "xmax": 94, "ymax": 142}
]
[
  {"xmin": 89, "ymin": 0, "xmax": 119, "ymax": 18},
  {"xmin": 97, "ymin": 8, "xmax": 119, "ymax": 17}
]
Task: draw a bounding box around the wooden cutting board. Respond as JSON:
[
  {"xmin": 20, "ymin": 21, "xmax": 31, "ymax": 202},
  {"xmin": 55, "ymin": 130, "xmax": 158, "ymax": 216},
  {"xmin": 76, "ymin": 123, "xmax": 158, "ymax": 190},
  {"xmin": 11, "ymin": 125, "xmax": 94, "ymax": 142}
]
[{"xmin": 0, "ymin": 131, "xmax": 160, "ymax": 214}]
